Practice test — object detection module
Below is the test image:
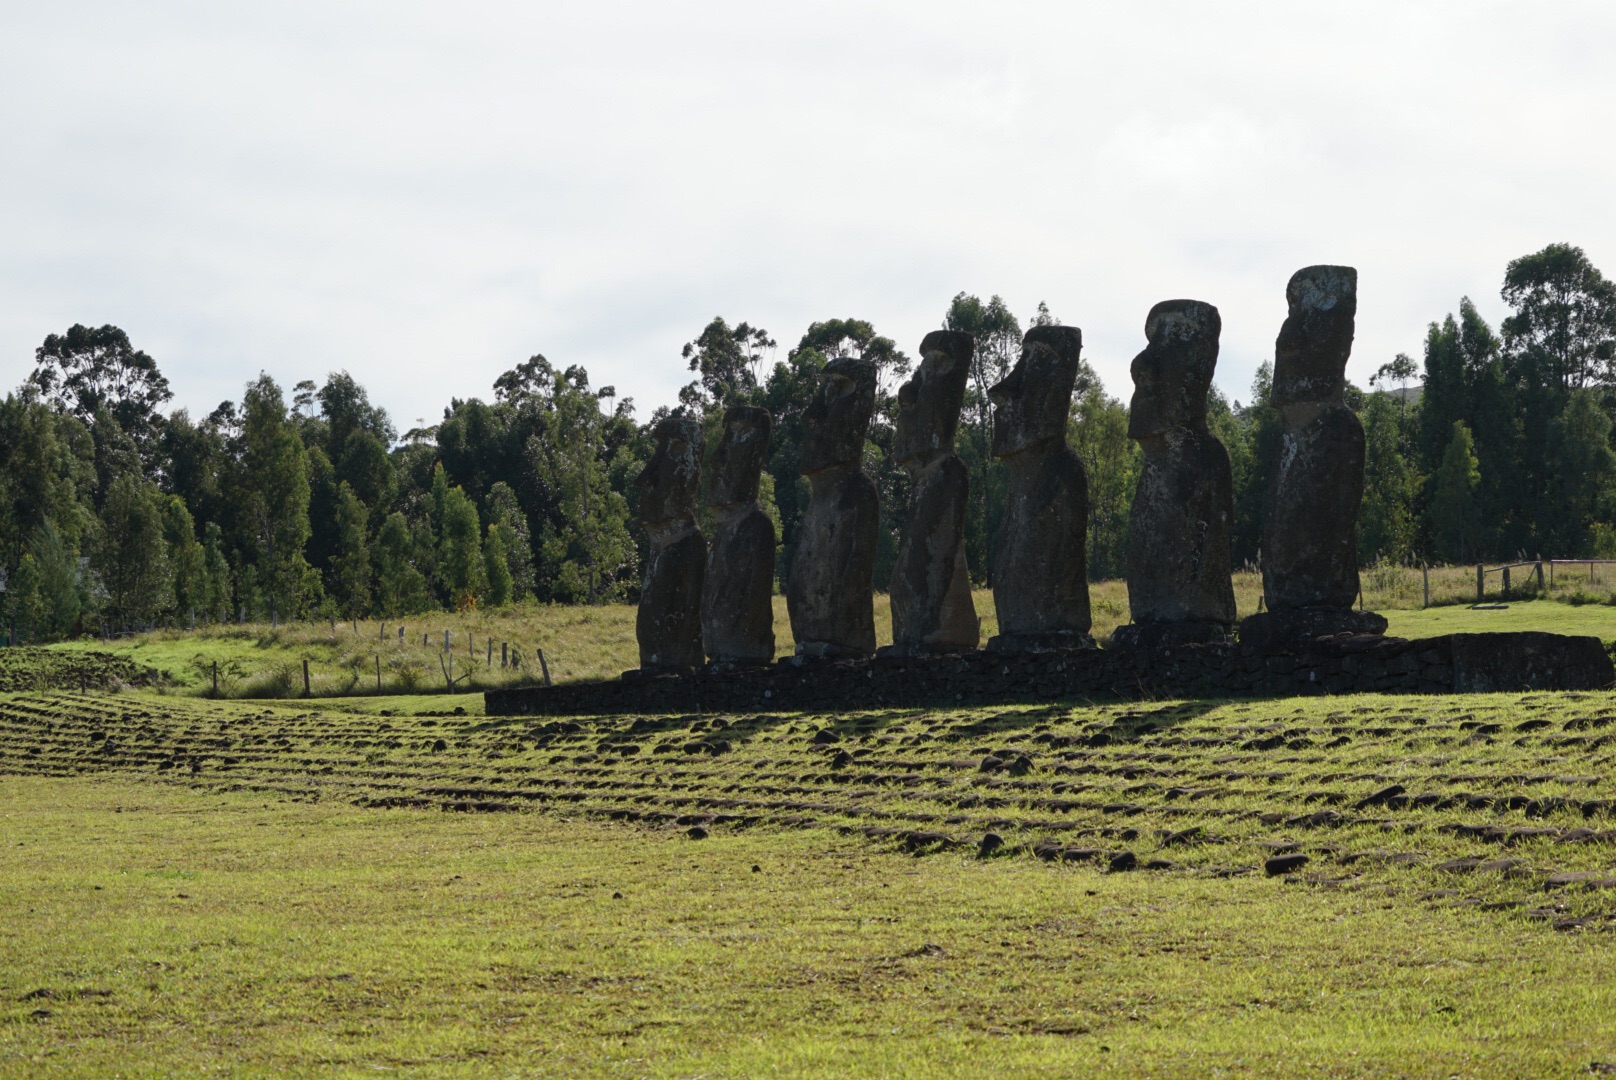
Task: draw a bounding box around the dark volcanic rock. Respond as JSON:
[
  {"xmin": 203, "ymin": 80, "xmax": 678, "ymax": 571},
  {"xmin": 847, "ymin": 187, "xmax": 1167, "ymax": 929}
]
[
  {"xmin": 1118, "ymin": 299, "xmax": 1236, "ymax": 642},
  {"xmin": 887, "ymin": 331, "xmax": 980, "ymax": 655},
  {"xmin": 1450, "ymin": 632, "xmax": 1615, "ymax": 692},
  {"xmin": 788, "ymin": 358, "xmax": 879, "ymax": 658},
  {"xmin": 1264, "ymin": 852, "xmax": 1310, "ymax": 876},
  {"xmin": 1250, "ymin": 265, "xmax": 1382, "ymax": 645},
  {"xmin": 701, "ymin": 406, "xmax": 776, "ymax": 666},
  {"xmin": 988, "ymin": 325, "xmax": 1093, "ymax": 652},
  {"xmin": 635, "ymin": 416, "xmax": 706, "ymax": 673}
]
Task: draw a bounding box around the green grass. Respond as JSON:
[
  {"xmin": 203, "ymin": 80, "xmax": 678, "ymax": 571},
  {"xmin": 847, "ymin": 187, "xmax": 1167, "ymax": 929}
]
[{"xmin": 3, "ymin": 685, "xmax": 1616, "ymax": 1073}]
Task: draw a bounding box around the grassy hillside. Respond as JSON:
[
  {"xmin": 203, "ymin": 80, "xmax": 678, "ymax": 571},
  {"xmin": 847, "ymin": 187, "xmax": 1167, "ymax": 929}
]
[
  {"xmin": 43, "ymin": 570, "xmax": 1616, "ymax": 696},
  {"xmin": 1, "ymin": 685, "xmax": 1615, "ymax": 1074}
]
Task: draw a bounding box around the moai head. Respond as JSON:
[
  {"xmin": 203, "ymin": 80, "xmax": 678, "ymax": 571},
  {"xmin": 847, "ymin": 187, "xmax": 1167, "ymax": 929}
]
[
  {"xmin": 801, "ymin": 357, "xmax": 877, "ymax": 474},
  {"xmin": 705, "ymin": 406, "xmax": 772, "ymax": 508},
  {"xmin": 1128, "ymin": 300, "xmax": 1221, "ymax": 440},
  {"xmin": 636, "ymin": 415, "xmax": 702, "ymax": 528},
  {"xmin": 990, "ymin": 325, "xmax": 1083, "ymax": 458},
  {"xmin": 1272, "ymin": 265, "xmax": 1357, "ymax": 408},
  {"xmin": 893, "ymin": 330, "xmax": 972, "ymax": 467}
]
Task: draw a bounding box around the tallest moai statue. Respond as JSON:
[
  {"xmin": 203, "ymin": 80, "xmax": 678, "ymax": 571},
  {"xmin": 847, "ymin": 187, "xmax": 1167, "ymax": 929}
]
[{"xmin": 1242, "ymin": 265, "xmax": 1388, "ymax": 648}]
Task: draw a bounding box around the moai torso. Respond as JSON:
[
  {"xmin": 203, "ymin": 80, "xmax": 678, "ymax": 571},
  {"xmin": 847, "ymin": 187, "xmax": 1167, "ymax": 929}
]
[
  {"xmin": 788, "ymin": 358, "xmax": 879, "ymax": 658},
  {"xmin": 1120, "ymin": 300, "xmax": 1236, "ymax": 644},
  {"xmin": 1245, "ymin": 265, "xmax": 1387, "ymax": 646},
  {"xmin": 989, "ymin": 325, "xmax": 1092, "ymax": 650},
  {"xmin": 634, "ymin": 416, "xmax": 706, "ymax": 672},
  {"xmin": 889, "ymin": 331, "xmax": 979, "ymax": 654},
  {"xmin": 701, "ymin": 406, "xmax": 776, "ymax": 665},
  {"xmin": 1263, "ymin": 265, "xmax": 1365, "ymax": 611}
]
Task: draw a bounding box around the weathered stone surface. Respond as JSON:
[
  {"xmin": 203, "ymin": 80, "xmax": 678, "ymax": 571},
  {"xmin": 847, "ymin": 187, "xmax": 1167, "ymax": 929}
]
[
  {"xmin": 988, "ymin": 325, "xmax": 1092, "ymax": 652},
  {"xmin": 1450, "ymin": 632, "xmax": 1614, "ymax": 692},
  {"xmin": 1118, "ymin": 300, "xmax": 1236, "ymax": 644},
  {"xmin": 701, "ymin": 406, "xmax": 776, "ymax": 666},
  {"xmin": 634, "ymin": 416, "xmax": 706, "ymax": 673},
  {"xmin": 1239, "ymin": 609, "xmax": 1388, "ymax": 651},
  {"xmin": 489, "ymin": 629, "xmax": 1615, "ymax": 716},
  {"xmin": 1249, "ymin": 265, "xmax": 1377, "ymax": 644},
  {"xmin": 788, "ymin": 357, "xmax": 879, "ymax": 658},
  {"xmin": 887, "ymin": 330, "xmax": 979, "ymax": 655}
]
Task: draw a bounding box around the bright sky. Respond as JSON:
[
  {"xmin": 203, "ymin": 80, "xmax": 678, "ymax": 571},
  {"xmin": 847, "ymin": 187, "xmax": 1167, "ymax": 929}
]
[{"xmin": 4, "ymin": 1, "xmax": 1614, "ymax": 429}]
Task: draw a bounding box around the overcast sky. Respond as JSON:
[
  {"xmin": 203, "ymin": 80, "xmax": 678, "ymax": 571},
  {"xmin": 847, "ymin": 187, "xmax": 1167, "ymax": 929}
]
[{"xmin": 4, "ymin": 1, "xmax": 1615, "ymax": 430}]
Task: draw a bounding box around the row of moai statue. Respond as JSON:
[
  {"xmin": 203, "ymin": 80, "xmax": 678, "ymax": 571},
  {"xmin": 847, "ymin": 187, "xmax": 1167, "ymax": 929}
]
[{"xmin": 631, "ymin": 264, "xmax": 1385, "ymax": 675}]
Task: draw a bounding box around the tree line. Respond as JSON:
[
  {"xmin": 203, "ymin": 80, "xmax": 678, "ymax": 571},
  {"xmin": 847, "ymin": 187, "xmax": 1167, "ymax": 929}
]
[{"xmin": 3, "ymin": 243, "xmax": 1614, "ymax": 642}]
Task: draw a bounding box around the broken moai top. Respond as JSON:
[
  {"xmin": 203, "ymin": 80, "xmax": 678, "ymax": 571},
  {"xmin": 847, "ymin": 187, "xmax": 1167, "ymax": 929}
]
[
  {"xmin": 634, "ymin": 415, "xmax": 706, "ymax": 672},
  {"xmin": 988, "ymin": 325, "xmax": 1092, "ymax": 648},
  {"xmin": 893, "ymin": 330, "xmax": 971, "ymax": 468},
  {"xmin": 1127, "ymin": 300, "xmax": 1219, "ymax": 439},
  {"xmin": 789, "ymin": 357, "xmax": 880, "ymax": 657},
  {"xmin": 1272, "ymin": 265, "xmax": 1357, "ymax": 407},
  {"xmin": 1251, "ymin": 265, "xmax": 1386, "ymax": 642},
  {"xmin": 637, "ymin": 415, "xmax": 703, "ymax": 529},
  {"xmin": 701, "ymin": 406, "xmax": 776, "ymax": 665},
  {"xmin": 889, "ymin": 330, "xmax": 979, "ymax": 653},
  {"xmin": 1121, "ymin": 300, "xmax": 1236, "ymax": 638}
]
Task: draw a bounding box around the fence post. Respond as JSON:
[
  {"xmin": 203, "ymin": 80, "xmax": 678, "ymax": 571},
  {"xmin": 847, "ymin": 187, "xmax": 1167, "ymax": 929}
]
[
  {"xmin": 212, "ymin": 661, "xmax": 218, "ymax": 697},
  {"xmin": 376, "ymin": 654, "xmax": 382, "ymax": 694},
  {"xmin": 399, "ymin": 626, "xmax": 405, "ymax": 645},
  {"xmin": 444, "ymin": 629, "xmax": 450, "ymax": 651},
  {"xmin": 487, "ymin": 638, "xmax": 492, "ymax": 666},
  {"xmin": 1503, "ymin": 565, "xmax": 1511, "ymax": 600},
  {"xmin": 1422, "ymin": 564, "xmax": 1429, "ymax": 609},
  {"xmin": 537, "ymin": 648, "xmax": 552, "ymax": 687},
  {"xmin": 502, "ymin": 642, "xmax": 508, "ymax": 668},
  {"xmin": 1476, "ymin": 564, "xmax": 1483, "ymax": 602},
  {"xmin": 1536, "ymin": 554, "xmax": 1545, "ymax": 591},
  {"xmin": 302, "ymin": 658, "xmax": 311, "ymax": 697}
]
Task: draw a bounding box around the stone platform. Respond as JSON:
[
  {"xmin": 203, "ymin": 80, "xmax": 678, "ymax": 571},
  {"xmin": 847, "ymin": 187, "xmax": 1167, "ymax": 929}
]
[{"xmin": 484, "ymin": 631, "xmax": 1615, "ymax": 718}]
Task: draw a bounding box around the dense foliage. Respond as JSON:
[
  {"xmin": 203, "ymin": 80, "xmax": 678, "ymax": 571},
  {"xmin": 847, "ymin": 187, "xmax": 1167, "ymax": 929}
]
[{"xmin": 5, "ymin": 244, "xmax": 1616, "ymax": 642}]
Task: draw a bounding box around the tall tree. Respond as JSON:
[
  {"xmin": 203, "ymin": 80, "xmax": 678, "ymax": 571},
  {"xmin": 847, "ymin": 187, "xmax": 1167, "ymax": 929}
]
[
  {"xmin": 1545, "ymin": 389, "xmax": 1616, "ymax": 555},
  {"xmin": 373, "ymin": 512, "xmax": 432, "ymax": 616},
  {"xmin": 28, "ymin": 324, "xmax": 172, "ymax": 467},
  {"xmin": 91, "ymin": 475, "xmax": 173, "ymax": 628},
  {"xmin": 329, "ymin": 483, "xmax": 373, "ymax": 618},
  {"xmin": 438, "ymin": 483, "xmax": 486, "ymax": 607},
  {"xmin": 1426, "ymin": 421, "xmax": 1482, "ymax": 563},
  {"xmin": 1358, "ymin": 390, "xmax": 1419, "ymax": 565},
  {"xmin": 1501, "ymin": 243, "xmax": 1616, "ymax": 391},
  {"xmin": 680, "ymin": 318, "xmax": 776, "ymax": 413},
  {"xmin": 237, "ymin": 375, "xmax": 314, "ymax": 621}
]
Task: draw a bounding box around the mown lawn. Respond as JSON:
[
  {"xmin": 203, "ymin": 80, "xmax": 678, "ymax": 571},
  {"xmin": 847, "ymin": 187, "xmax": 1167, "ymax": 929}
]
[
  {"xmin": 2, "ymin": 682, "xmax": 1616, "ymax": 1075},
  {"xmin": 2, "ymin": 774, "xmax": 1615, "ymax": 1078}
]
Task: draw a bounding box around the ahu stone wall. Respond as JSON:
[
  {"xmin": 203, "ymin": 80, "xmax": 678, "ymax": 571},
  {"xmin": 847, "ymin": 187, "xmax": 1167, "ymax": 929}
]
[{"xmin": 485, "ymin": 631, "xmax": 1615, "ymax": 718}]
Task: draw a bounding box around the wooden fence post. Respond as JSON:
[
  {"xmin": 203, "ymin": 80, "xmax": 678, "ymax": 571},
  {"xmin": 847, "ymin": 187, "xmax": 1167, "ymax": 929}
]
[
  {"xmin": 537, "ymin": 648, "xmax": 552, "ymax": 687},
  {"xmin": 302, "ymin": 658, "xmax": 311, "ymax": 697},
  {"xmin": 1476, "ymin": 564, "xmax": 1483, "ymax": 602},
  {"xmin": 1536, "ymin": 555, "xmax": 1545, "ymax": 591},
  {"xmin": 1422, "ymin": 564, "xmax": 1430, "ymax": 609},
  {"xmin": 376, "ymin": 654, "xmax": 382, "ymax": 694},
  {"xmin": 501, "ymin": 642, "xmax": 508, "ymax": 668},
  {"xmin": 212, "ymin": 661, "xmax": 219, "ymax": 697},
  {"xmin": 1503, "ymin": 565, "xmax": 1511, "ymax": 599}
]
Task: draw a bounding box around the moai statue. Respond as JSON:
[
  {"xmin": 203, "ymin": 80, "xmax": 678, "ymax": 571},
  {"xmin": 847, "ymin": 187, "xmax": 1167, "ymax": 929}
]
[
  {"xmin": 632, "ymin": 415, "xmax": 706, "ymax": 674},
  {"xmin": 885, "ymin": 330, "xmax": 980, "ymax": 656},
  {"xmin": 987, "ymin": 325, "xmax": 1093, "ymax": 652},
  {"xmin": 787, "ymin": 357, "xmax": 879, "ymax": 658},
  {"xmin": 701, "ymin": 406, "xmax": 776, "ymax": 667},
  {"xmin": 1112, "ymin": 300, "xmax": 1237, "ymax": 649},
  {"xmin": 1241, "ymin": 265, "xmax": 1388, "ymax": 648}
]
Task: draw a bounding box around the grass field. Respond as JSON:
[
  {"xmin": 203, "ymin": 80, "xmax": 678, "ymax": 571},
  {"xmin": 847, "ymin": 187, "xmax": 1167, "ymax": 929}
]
[
  {"xmin": 3, "ymin": 678, "xmax": 1616, "ymax": 1074},
  {"xmin": 44, "ymin": 570, "xmax": 1616, "ymax": 696}
]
